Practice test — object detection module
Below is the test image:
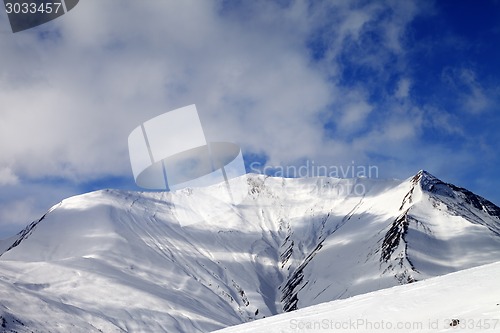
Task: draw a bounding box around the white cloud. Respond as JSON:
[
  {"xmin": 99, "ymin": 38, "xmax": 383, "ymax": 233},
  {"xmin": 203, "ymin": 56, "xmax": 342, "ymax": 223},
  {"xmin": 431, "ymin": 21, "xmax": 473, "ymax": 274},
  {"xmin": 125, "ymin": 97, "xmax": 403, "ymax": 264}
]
[
  {"xmin": 0, "ymin": 167, "xmax": 18, "ymax": 186},
  {"xmin": 3, "ymin": 0, "xmax": 471, "ymax": 234}
]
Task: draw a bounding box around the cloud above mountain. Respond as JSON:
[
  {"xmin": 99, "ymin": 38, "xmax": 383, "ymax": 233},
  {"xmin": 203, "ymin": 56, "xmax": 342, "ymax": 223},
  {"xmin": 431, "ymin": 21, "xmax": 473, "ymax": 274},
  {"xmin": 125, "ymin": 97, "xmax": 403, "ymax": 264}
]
[{"xmin": 0, "ymin": 0, "xmax": 499, "ymax": 235}]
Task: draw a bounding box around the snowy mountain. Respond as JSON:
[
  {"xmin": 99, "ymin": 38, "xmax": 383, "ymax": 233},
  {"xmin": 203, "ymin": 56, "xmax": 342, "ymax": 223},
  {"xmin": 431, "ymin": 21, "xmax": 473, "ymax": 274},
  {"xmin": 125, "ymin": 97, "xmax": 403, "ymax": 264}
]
[{"xmin": 0, "ymin": 170, "xmax": 499, "ymax": 332}]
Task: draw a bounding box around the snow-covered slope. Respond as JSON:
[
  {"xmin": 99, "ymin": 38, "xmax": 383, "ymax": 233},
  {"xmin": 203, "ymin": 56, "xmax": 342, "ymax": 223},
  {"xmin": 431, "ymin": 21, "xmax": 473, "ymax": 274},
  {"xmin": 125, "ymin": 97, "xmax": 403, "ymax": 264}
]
[
  {"xmin": 0, "ymin": 171, "xmax": 499, "ymax": 332},
  {"xmin": 213, "ymin": 260, "xmax": 500, "ymax": 333}
]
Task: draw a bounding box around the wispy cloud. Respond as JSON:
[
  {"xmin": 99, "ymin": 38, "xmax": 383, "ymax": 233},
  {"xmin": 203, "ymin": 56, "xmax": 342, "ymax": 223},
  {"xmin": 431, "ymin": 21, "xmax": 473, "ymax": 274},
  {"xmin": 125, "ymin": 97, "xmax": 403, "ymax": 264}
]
[
  {"xmin": 395, "ymin": 78, "xmax": 411, "ymax": 99},
  {"xmin": 442, "ymin": 67, "xmax": 492, "ymax": 114}
]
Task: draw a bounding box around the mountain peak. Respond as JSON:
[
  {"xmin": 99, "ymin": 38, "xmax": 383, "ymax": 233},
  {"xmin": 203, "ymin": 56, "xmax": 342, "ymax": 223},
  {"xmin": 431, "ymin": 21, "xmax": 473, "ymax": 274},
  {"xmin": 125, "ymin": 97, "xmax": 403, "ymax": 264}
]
[
  {"xmin": 410, "ymin": 169, "xmax": 444, "ymax": 192},
  {"xmin": 409, "ymin": 169, "xmax": 500, "ymax": 224},
  {"xmin": 414, "ymin": 169, "xmax": 438, "ymax": 181}
]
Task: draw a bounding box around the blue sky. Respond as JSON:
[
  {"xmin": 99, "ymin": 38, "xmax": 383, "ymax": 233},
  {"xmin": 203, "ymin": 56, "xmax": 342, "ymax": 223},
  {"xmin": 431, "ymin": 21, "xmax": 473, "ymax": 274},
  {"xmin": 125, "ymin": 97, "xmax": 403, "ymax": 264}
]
[{"xmin": 0, "ymin": 0, "xmax": 499, "ymax": 238}]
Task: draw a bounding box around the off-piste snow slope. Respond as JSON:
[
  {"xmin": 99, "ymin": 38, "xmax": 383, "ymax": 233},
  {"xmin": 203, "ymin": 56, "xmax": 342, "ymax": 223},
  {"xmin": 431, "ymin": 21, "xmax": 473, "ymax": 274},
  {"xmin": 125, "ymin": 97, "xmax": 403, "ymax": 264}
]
[
  {"xmin": 213, "ymin": 260, "xmax": 500, "ymax": 333},
  {"xmin": 0, "ymin": 170, "xmax": 499, "ymax": 332}
]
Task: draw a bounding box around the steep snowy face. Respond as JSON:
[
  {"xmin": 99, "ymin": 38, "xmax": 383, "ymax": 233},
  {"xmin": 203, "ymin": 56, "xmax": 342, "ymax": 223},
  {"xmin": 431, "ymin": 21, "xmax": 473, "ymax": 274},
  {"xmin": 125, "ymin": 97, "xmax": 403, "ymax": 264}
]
[
  {"xmin": 0, "ymin": 171, "xmax": 499, "ymax": 332},
  {"xmin": 380, "ymin": 170, "xmax": 500, "ymax": 282},
  {"xmin": 276, "ymin": 170, "xmax": 500, "ymax": 312}
]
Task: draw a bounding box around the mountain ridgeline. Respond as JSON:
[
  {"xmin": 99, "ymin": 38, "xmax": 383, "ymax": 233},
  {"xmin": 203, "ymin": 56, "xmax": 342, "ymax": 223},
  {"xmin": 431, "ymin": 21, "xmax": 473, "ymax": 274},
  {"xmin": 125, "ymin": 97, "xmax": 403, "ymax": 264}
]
[{"xmin": 0, "ymin": 171, "xmax": 499, "ymax": 332}]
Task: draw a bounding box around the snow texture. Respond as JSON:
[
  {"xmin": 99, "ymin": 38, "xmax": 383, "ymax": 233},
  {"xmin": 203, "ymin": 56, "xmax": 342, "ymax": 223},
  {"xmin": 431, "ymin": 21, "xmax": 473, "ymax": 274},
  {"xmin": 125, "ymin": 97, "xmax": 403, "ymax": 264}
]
[
  {"xmin": 213, "ymin": 260, "xmax": 500, "ymax": 332},
  {"xmin": 0, "ymin": 171, "xmax": 499, "ymax": 332}
]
